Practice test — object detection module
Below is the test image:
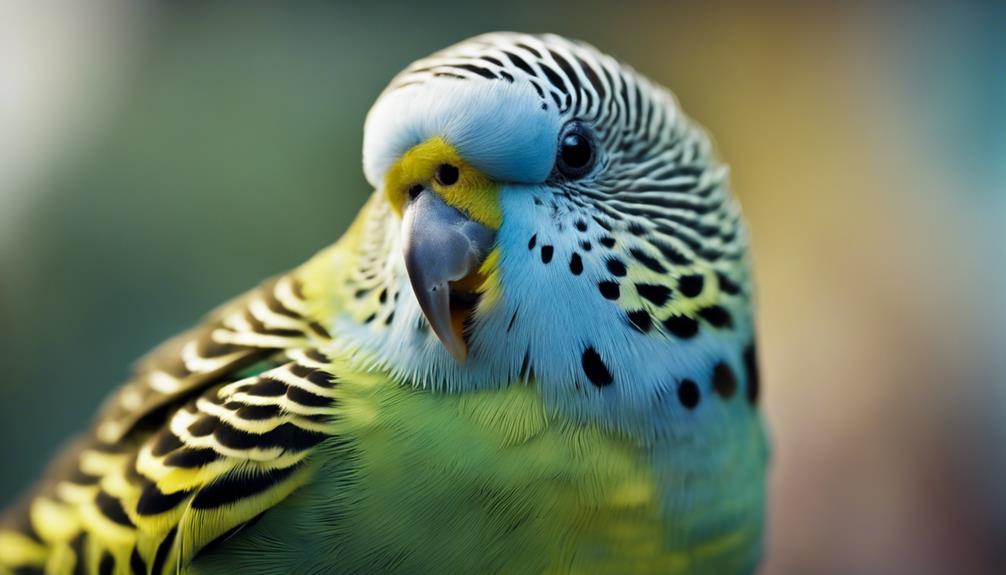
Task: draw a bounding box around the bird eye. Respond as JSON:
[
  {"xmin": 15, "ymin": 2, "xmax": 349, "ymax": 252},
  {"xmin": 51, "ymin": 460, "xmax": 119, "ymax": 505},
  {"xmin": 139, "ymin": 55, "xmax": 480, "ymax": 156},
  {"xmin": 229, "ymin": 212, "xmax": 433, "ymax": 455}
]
[
  {"xmin": 555, "ymin": 122, "xmax": 596, "ymax": 178},
  {"xmin": 436, "ymin": 163, "xmax": 459, "ymax": 186}
]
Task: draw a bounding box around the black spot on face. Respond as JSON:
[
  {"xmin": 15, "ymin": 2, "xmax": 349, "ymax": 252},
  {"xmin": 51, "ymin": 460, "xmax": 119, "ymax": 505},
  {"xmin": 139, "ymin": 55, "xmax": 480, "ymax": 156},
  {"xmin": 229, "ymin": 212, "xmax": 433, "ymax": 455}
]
[
  {"xmin": 678, "ymin": 274, "xmax": 705, "ymax": 298},
  {"xmin": 527, "ymin": 234, "xmax": 537, "ymax": 250},
  {"xmin": 717, "ymin": 272, "xmax": 741, "ymax": 295},
  {"xmin": 712, "ymin": 362, "xmax": 737, "ymax": 398},
  {"xmin": 677, "ymin": 379, "xmax": 701, "ymax": 409},
  {"xmin": 569, "ymin": 253, "xmax": 583, "ymax": 275},
  {"xmin": 626, "ymin": 310, "xmax": 652, "ymax": 333},
  {"xmin": 599, "ymin": 236, "xmax": 616, "ymax": 249},
  {"xmin": 541, "ymin": 245, "xmax": 554, "ymax": 264},
  {"xmin": 698, "ymin": 306, "xmax": 734, "ymax": 329},
  {"xmin": 662, "ymin": 315, "xmax": 699, "ymax": 339},
  {"xmin": 575, "ymin": 220, "xmax": 588, "ymax": 232},
  {"xmin": 635, "ymin": 283, "xmax": 671, "ymax": 307},
  {"xmin": 580, "ymin": 240, "xmax": 592, "ymax": 251},
  {"xmin": 744, "ymin": 342, "xmax": 760, "ymax": 405},
  {"xmin": 581, "ymin": 346, "xmax": 613, "ymax": 387},
  {"xmin": 606, "ymin": 259, "xmax": 627, "ymax": 277},
  {"xmin": 598, "ymin": 281, "xmax": 620, "ymax": 300}
]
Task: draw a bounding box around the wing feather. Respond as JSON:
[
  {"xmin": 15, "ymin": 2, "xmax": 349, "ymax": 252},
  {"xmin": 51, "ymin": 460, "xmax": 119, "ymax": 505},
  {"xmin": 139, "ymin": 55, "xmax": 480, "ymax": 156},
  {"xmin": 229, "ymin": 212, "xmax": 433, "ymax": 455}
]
[{"xmin": 0, "ymin": 271, "xmax": 341, "ymax": 575}]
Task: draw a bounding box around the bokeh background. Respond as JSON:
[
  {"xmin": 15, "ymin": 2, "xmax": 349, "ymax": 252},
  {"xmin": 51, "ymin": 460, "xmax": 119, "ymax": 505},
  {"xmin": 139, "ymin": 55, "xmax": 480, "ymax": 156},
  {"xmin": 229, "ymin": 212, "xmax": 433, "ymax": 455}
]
[{"xmin": 1, "ymin": 1, "xmax": 1003, "ymax": 573}]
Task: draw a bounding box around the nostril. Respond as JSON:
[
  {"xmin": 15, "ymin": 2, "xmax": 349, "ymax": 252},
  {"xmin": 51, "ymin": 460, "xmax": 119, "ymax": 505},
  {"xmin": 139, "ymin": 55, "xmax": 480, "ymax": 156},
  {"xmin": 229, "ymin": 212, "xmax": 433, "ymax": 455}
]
[
  {"xmin": 436, "ymin": 164, "xmax": 459, "ymax": 186},
  {"xmin": 408, "ymin": 184, "xmax": 424, "ymax": 200}
]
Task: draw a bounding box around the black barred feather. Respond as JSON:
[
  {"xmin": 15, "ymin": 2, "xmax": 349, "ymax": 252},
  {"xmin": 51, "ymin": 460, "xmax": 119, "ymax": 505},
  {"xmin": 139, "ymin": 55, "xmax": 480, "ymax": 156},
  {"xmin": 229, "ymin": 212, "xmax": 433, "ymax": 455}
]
[{"xmin": 0, "ymin": 271, "xmax": 337, "ymax": 574}]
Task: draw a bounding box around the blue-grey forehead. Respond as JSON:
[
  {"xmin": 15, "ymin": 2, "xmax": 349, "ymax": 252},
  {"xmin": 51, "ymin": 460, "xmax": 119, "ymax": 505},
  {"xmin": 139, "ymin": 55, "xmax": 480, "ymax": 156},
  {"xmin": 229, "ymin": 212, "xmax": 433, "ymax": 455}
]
[
  {"xmin": 363, "ymin": 75, "xmax": 561, "ymax": 188},
  {"xmin": 362, "ymin": 33, "xmax": 612, "ymax": 188}
]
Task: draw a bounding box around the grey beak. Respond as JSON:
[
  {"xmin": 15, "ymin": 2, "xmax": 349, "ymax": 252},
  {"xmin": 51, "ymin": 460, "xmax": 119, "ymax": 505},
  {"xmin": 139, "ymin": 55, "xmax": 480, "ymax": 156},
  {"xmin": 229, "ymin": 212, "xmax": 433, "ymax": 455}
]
[{"xmin": 401, "ymin": 189, "xmax": 496, "ymax": 363}]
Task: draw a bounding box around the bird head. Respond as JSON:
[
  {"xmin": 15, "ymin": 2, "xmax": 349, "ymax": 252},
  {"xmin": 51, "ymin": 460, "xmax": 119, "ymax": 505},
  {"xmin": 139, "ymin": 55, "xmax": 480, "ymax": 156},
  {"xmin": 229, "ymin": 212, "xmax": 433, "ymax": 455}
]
[{"xmin": 337, "ymin": 33, "xmax": 757, "ymax": 435}]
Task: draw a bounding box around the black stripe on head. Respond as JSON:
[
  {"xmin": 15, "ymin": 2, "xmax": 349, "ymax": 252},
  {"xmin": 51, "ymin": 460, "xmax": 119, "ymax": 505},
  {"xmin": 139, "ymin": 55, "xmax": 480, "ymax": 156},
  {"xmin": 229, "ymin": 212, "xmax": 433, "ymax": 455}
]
[
  {"xmin": 630, "ymin": 248, "xmax": 666, "ymax": 273},
  {"xmin": 548, "ymin": 49, "xmax": 583, "ymax": 101},
  {"xmin": 190, "ymin": 464, "xmax": 302, "ymax": 509},
  {"xmin": 540, "ymin": 63, "xmax": 568, "ymax": 94},
  {"xmin": 651, "ymin": 238, "xmax": 692, "ymax": 265},
  {"xmin": 576, "ymin": 55, "xmax": 606, "ymax": 101},
  {"xmin": 515, "ymin": 42, "xmax": 542, "ymax": 58},
  {"xmin": 454, "ymin": 63, "xmax": 497, "ymax": 79},
  {"xmin": 504, "ymin": 50, "xmax": 535, "ymax": 75}
]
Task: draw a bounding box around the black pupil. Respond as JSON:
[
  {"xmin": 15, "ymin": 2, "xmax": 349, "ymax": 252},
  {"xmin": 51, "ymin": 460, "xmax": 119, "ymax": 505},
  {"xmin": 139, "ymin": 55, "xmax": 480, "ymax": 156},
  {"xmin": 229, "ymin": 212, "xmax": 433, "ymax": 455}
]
[
  {"xmin": 437, "ymin": 163, "xmax": 459, "ymax": 186},
  {"xmin": 561, "ymin": 133, "xmax": 592, "ymax": 169}
]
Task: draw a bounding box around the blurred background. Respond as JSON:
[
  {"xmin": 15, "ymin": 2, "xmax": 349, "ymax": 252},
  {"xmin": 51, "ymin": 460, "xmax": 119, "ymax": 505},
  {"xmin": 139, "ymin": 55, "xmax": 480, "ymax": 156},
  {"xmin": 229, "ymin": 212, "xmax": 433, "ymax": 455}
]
[{"xmin": 1, "ymin": 1, "xmax": 1003, "ymax": 573}]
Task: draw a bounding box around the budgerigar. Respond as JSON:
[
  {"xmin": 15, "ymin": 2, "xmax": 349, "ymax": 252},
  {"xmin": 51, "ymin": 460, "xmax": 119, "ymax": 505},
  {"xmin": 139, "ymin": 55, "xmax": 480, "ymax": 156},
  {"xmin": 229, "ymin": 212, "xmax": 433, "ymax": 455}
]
[{"xmin": 0, "ymin": 33, "xmax": 768, "ymax": 574}]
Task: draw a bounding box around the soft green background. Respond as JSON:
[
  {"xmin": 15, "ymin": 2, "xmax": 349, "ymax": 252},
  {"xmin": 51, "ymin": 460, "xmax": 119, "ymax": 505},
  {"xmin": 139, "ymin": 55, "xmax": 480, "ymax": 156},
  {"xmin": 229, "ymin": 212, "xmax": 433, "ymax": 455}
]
[{"xmin": 2, "ymin": 2, "xmax": 1003, "ymax": 573}]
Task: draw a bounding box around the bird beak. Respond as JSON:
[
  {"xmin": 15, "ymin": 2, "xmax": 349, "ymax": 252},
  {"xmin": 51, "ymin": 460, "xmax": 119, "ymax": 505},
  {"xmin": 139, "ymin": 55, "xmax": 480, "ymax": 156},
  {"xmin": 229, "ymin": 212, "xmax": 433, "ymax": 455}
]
[{"xmin": 401, "ymin": 189, "xmax": 496, "ymax": 363}]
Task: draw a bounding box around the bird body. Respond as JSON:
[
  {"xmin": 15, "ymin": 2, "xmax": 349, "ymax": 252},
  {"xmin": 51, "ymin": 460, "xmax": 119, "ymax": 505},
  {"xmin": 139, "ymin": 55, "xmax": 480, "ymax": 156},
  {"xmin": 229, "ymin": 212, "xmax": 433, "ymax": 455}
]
[{"xmin": 0, "ymin": 33, "xmax": 768, "ymax": 574}]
